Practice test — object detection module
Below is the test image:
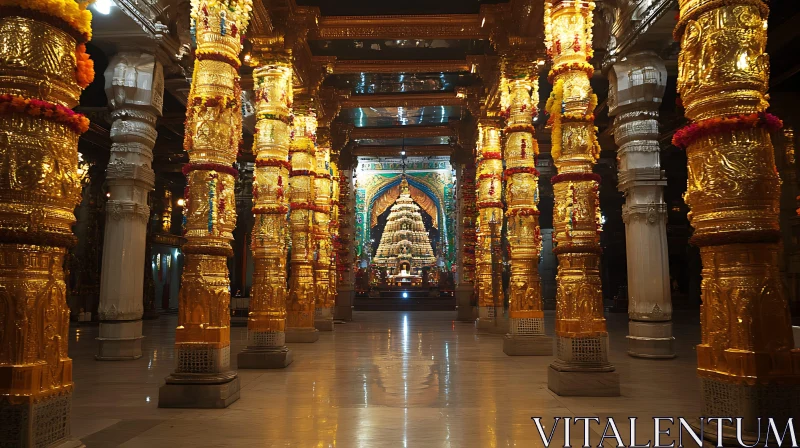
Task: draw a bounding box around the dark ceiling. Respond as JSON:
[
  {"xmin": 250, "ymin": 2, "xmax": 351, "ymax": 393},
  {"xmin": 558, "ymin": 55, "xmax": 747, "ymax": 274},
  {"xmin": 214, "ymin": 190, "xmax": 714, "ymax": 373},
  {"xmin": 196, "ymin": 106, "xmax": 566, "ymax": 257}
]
[{"xmin": 296, "ymin": 0, "xmax": 506, "ymax": 16}]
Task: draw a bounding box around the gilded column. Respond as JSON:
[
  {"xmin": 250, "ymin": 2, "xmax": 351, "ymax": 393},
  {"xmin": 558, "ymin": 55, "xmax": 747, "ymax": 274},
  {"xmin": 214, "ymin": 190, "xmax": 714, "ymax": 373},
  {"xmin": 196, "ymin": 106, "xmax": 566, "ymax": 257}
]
[
  {"xmin": 675, "ymin": 0, "xmax": 799, "ymax": 439},
  {"xmin": 285, "ymin": 105, "xmax": 320, "ymax": 343},
  {"xmin": 237, "ymin": 58, "xmax": 293, "ymax": 369},
  {"xmin": 329, "ymin": 155, "xmax": 341, "ymax": 320},
  {"xmin": 97, "ymin": 53, "xmax": 163, "ymax": 361},
  {"xmin": 475, "ymin": 121, "xmax": 506, "ymax": 332},
  {"xmin": 544, "ymin": 0, "xmax": 620, "ymax": 396},
  {"xmin": 456, "ymin": 161, "xmax": 477, "ymax": 321},
  {"xmin": 336, "ymin": 167, "xmax": 356, "ymax": 321},
  {"xmin": 0, "ymin": 1, "xmax": 94, "ymax": 445},
  {"xmin": 313, "ymin": 127, "xmax": 334, "ymax": 331},
  {"xmin": 158, "ymin": 0, "xmax": 252, "ymax": 408},
  {"xmin": 607, "ymin": 51, "xmax": 674, "ymax": 359},
  {"xmin": 501, "ymin": 58, "xmax": 552, "ymax": 356}
]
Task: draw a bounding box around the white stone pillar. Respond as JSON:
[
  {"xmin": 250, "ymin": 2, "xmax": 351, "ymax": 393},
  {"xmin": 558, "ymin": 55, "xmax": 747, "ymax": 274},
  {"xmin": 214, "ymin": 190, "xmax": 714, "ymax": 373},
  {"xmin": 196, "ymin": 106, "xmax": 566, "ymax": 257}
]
[
  {"xmin": 607, "ymin": 51, "xmax": 674, "ymax": 359},
  {"xmin": 97, "ymin": 53, "xmax": 163, "ymax": 360}
]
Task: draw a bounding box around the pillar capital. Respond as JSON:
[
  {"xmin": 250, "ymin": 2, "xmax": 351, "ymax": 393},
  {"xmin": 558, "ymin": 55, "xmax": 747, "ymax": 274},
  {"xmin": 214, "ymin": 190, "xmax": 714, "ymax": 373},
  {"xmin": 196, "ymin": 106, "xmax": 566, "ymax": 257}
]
[{"xmin": 607, "ymin": 51, "xmax": 667, "ymax": 117}]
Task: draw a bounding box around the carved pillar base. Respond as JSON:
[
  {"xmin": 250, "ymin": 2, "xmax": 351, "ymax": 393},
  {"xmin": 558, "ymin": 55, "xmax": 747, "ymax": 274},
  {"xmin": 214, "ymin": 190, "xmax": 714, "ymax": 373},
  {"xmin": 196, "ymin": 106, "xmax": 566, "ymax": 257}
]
[
  {"xmin": 476, "ymin": 306, "xmax": 507, "ymax": 333},
  {"xmin": 238, "ymin": 331, "xmax": 293, "ymax": 369},
  {"xmin": 0, "ymin": 392, "xmax": 82, "ymax": 448},
  {"xmin": 504, "ymin": 317, "xmax": 553, "ymax": 356},
  {"xmin": 335, "ymin": 286, "xmax": 354, "ymax": 321},
  {"xmin": 158, "ymin": 371, "xmax": 240, "ymax": 409},
  {"xmin": 627, "ymin": 321, "xmax": 674, "ymax": 359},
  {"xmin": 455, "ymin": 282, "xmax": 475, "ymax": 322},
  {"xmin": 315, "ymin": 307, "xmax": 334, "ymax": 331},
  {"xmin": 96, "ymin": 320, "xmax": 144, "ymax": 360},
  {"xmin": 548, "ymin": 335, "xmax": 620, "ymax": 396}
]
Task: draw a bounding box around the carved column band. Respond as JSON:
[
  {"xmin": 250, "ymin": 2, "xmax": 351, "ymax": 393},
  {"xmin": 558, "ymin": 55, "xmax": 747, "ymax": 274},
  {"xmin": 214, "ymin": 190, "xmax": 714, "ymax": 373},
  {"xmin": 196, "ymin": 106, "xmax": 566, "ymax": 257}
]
[
  {"xmin": 97, "ymin": 52, "xmax": 164, "ymax": 361},
  {"xmin": 286, "ymin": 109, "xmax": 320, "ymax": 343},
  {"xmin": 238, "ymin": 58, "xmax": 294, "ymax": 369},
  {"xmin": 158, "ymin": 0, "xmax": 252, "ymax": 409},
  {"xmin": 608, "ymin": 51, "xmax": 674, "ymax": 359},
  {"xmin": 313, "ymin": 127, "xmax": 335, "ymax": 331},
  {"xmin": 501, "ymin": 56, "xmax": 552, "ymax": 356},
  {"xmin": 544, "ymin": 0, "xmax": 620, "ymax": 395},
  {"xmin": 675, "ymin": 0, "xmax": 799, "ymax": 437},
  {"xmin": 0, "ymin": 2, "xmax": 94, "ymax": 444}
]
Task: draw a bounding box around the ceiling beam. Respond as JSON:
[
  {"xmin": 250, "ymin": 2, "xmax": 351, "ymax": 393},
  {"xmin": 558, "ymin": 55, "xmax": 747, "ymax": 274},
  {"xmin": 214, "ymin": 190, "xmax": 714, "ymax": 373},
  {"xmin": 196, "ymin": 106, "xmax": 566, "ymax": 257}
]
[
  {"xmin": 315, "ymin": 14, "xmax": 488, "ymax": 40},
  {"xmin": 341, "ymin": 92, "xmax": 463, "ymax": 109},
  {"xmin": 329, "ymin": 59, "xmax": 471, "ymax": 74},
  {"xmin": 352, "ymin": 145, "xmax": 453, "ymax": 157},
  {"xmin": 351, "ymin": 125, "xmax": 453, "ymax": 140}
]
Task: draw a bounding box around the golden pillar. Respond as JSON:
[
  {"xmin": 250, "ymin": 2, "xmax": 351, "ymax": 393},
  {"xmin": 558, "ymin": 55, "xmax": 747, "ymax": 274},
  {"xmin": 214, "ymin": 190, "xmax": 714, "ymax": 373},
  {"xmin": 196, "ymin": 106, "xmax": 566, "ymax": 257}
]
[
  {"xmin": 0, "ymin": 2, "xmax": 93, "ymax": 444},
  {"xmin": 313, "ymin": 127, "xmax": 334, "ymax": 331},
  {"xmin": 159, "ymin": 0, "xmax": 252, "ymax": 408},
  {"xmin": 329, "ymin": 157, "xmax": 341, "ymax": 319},
  {"xmin": 475, "ymin": 121, "xmax": 505, "ymax": 332},
  {"xmin": 674, "ymin": 0, "xmax": 799, "ymax": 438},
  {"xmin": 544, "ymin": 0, "xmax": 619, "ymax": 396},
  {"xmin": 286, "ymin": 106, "xmax": 320, "ymax": 342},
  {"xmin": 238, "ymin": 58, "xmax": 294, "ymax": 369},
  {"xmin": 501, "ymin": 58, "xmax": 552, "ymax": 356}
]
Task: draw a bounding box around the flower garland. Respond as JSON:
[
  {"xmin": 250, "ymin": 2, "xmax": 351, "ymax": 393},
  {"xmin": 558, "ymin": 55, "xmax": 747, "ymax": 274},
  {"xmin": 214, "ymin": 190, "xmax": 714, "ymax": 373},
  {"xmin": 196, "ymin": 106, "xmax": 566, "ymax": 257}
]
[
  {"xmin": 255, "ymin": 111, "xmax": 292, "ymax": 125},
  {"xmin": 477, "ymin": 201, "xmax": 504, "ymax": 209},
  {"xmin": 252, "ymin": 205, "xmax": 288, "ymax": 215},
  {"xmin": 672, "ymin": 112, "xmax": 783, "ymax": 149},
  {"xmin": 506, "ymin": 208, "xmax": 540, "ymax": 218},
  {"xmin": 0, "ymin": 93, "xmax": 89, "ymax": 133},
  {"xmin": 504, "ymin": 166, "xmax": 540, "ymax": 177},
  {"xmin": 545, "ymin": 79, "xmax": 565, "ymax": 160},
  {"xmin": 290, "ymin": 202, "xmax": 327, "ymax": 213},
  {"xmin": 0, "ymin": 0, "xmax": 93, "ymax": 42},
  {"xmin": 478, "ymin": 173, "xmax": 501, "ymax": 181},
  {"xmin": 551, "ymin": 172, "xmax": 601, "ymax": 185},
  {"xmin": 548, "ymin": 61, "xmax": 594, "ymax": 84},
  {"xmin": 189, "ymin": 94, "xmax": 238, "ymax": 110},
  {"xmin": 255, "ymin": 158, "xmax": 291, "ymax": 170},
  {"xmin": 190, "ymin": 0, "xmax": 253, "ymax": 38},
  {"xmin": 290, "ymin": 169, "xmax": 316, "ymax": 177},
  {"xmin": 196, "ymin": 49, "xmax": 241, "ymax": 70},
  {"xmin": 75, "ymin": 43, "xmax": 94, "ymax": 88},
  {"xmin": 480, "ymin": 151, "xmax": 503, "ymax": 161},
  {"xmin": 504, "ymin": 123, "xmax": 537, "ymax": 135},
  {"xmin": 182, "ymin": 162, "xmax": 239, "ymax": 178}
]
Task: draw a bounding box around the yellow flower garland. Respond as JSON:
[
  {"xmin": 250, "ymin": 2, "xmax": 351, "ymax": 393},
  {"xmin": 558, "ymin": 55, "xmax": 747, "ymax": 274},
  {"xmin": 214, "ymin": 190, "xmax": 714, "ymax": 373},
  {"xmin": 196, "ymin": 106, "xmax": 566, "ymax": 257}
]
[
  {"xmin": 0, "ymin": 0, "xmax": 93, "ymax": 41},
  {"xmin": 546, "ymin": 79, "xmax": 564, "ymax": 161}
]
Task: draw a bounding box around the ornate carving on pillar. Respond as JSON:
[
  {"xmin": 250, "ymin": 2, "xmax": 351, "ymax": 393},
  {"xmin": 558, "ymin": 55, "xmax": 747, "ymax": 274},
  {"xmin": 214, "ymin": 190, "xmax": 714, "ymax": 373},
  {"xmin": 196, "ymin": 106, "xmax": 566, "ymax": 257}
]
[
  {"xmin": 544, "ymin": 0, "xmax": 620, "ymax": 396},
  {"xmin": 0, "ymin": 3, "xmax": 95, "ymax": 445},
  {"xmin": 608, "ymin": 51, "xmax": 674, "ymax": 359},
  {"xmin": 500, "ymin": 54, "xmax": 553, "ymax": 355},
  {"xmin": 238, "ymin": 57, "xmax": 294, "ymax": 368},
  {"xmin": 313, "ymin": 126, "xmax": 334, "ymax": 331},
  {"xmin": 675, "ymin": 0, "xmax": 799, "ymax": 438},
  {"xmin": 335, "ymin": 167, "xmax": 356, "ymax": 321},
  {"xmin": 285, "ymin": 102, "xmax": 320, "ymax": 342},
  {"xmin": 96, "ymin": 52, "xmax": 163, "ymax": 361},
  {"xmin": 475, "ymin": 120, "xmax": 505, "ymax": 332},
  {"xmin": 158, "ymin": 0, "xmax": 252, "ymax": 409}
]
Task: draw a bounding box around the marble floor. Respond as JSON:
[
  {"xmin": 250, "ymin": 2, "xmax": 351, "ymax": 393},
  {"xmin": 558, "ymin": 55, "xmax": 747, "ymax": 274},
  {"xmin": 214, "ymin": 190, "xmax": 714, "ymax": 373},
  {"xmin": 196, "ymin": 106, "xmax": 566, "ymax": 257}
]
[{"xmin": 68, "ymin": 311, "xmax": 703, "ymax": 447}]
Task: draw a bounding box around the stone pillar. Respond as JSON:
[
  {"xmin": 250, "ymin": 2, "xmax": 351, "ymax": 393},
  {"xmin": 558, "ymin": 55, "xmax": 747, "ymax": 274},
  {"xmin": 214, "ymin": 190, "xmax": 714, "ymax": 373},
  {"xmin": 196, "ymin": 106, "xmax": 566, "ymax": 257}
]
[
  {"xmin": 607, "ymin": 51, "xmax": 674, "ymax": 359},
  {"xmin": 475, "ymin": 121, "xmax": 506, "ymax": 333},
  {"xmin": 544, "ymin": 0, "xmax": 620, "ymax": 396},
  {"xmin": 97, "ymin": 53, "xmax": 163, "ymax": 361},
  {"xmin": 336, "ymin": 168, "xmax": 356, "ymax": 320},
  {"xmin": 158, "ymin": 0, "xmax": 252, "ymax": 408},
  {"xmin": 675, "ymin": 0, "xmax": 799, "ymax": 440},
  {"xmin": 313, "ymin": 127, "xmax": 334, "ymax": 331},
  {"xmin": 237, "ymin": 59, "xmax": 293, "ymax": 369},
  {"xmin": 285, "ymin": 107, "xmax": 320, "ymax": 343},
  {"xmin": 0, "ymin": 7, "xmax": 93, "ymax": 445},
  {"xmin": 501, "ymin": 57, "xmax": 552, "ymax": 356},
  {"xmin": 456, "ymin": 162, "xmax": 477, "ymax": 321}
]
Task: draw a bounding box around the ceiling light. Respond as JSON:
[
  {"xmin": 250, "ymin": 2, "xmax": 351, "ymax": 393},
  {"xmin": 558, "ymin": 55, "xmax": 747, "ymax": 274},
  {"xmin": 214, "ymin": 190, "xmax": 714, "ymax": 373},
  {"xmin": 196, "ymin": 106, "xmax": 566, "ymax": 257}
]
[
  {"xmin": 177, "ymin": 198, "xmax": 186, "ymax": 207},
  {"xmin": 400, "ymin": 150, "xmax": 406, "ymax": 156},
  {"xmin": 92, "ymin": 0, "xmax": 115, "ymax": 15}
]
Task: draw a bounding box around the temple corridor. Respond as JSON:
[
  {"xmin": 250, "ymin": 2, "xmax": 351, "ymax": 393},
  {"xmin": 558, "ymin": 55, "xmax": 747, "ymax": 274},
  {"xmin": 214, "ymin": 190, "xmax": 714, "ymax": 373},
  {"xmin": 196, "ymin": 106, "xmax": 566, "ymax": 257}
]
[{"xmin": 69, "ymin": 312, "xmax": 700, "ymax": 447}]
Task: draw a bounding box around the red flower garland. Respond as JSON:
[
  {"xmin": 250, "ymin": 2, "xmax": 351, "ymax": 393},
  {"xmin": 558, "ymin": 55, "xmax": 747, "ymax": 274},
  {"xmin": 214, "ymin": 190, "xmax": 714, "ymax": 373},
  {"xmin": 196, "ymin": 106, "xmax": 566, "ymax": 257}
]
[
  {"xmin": 504, "ymin": 166, "xmax": 540, "ymax": 177},
  {"xmin": 480, "ymin": 151, "xmax": 503, "ymax": 160},
  {"xmin": 182, "ymin": 162, "xmax": 239, "ymax": 178},
  {"xmin": 477, "ymin": 201, "xmax": 504, "ymax": 209},
  {"xmin": 290, "ymin": 169, "xmax": 317, "ymax": 177},
  {"xmin": 550, "ymin": 172, "xmax": 601, "ymax": 185},
  {"xmin": 548, "ymin": 62, "xmax": 594, "ymax": 83},
  {"xmin": 290, "ymin": 202, "xmax": 327, "ymax": 213},
  {"xmin": 478, "ymin": 173, "xmax": 501, "ymax": 180},
  {"xmin": 196, "ymin": 50, "xmax": 241, "ymax": 70},
  {"xmin": 255, "ymin": 159, "xmax": 291, "ymax": 170},
  {"xmin": 253, "ymin": 205, "xmax": 289, "ymax": 215},
  {"xmin": 0, "ymin": 94, "xmax": 89, "ymax": 134},
  {"xmin": 672, "ymin": 112, "xmax": 783, "ymax": 149}
]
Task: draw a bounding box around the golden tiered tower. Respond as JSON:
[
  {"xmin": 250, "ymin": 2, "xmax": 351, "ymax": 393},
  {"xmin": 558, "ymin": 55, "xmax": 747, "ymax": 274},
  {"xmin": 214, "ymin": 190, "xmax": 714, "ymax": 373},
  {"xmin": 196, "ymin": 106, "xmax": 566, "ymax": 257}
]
[{"xmin": 372, "ymin": 177, "xmax": 437, "ymax": 271}]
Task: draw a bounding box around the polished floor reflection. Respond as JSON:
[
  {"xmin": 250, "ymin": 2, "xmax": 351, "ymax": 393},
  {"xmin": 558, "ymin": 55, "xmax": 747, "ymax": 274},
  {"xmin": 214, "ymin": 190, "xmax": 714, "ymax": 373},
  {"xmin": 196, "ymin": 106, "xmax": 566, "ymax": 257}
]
[{"xmin": 69, "ymin": 311, "xmax": 701, "ymax": 447}]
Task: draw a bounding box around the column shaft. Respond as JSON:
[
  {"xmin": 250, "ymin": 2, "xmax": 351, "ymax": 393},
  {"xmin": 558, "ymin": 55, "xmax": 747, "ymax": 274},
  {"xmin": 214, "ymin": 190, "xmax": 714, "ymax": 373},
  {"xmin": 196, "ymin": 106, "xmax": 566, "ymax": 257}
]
[
  {"xmin": 238, "ymin": 60, "xmax": 293, "ymax": 369},
  {"xmin": 0, "ymin": 5, "xmax": 93, "ymax": 445},
  {"xmin": 97, "ymin": 53, "xmax": 163, "ymax": 361},
  {"xmin": 608, "ymin": 52, "xmax": 674, "ymax": 359},
  {"xmin": 675, "ymin": 0, "xmax": 799, "ymax": 438},
  {"xmin": 313, "ymin": 129, "xmax": 334, "ymax": 331},
  {"xmin": 544, "ymin": 0, "xmax": 619, "ymax": 396},
  {"xmin": 502, "ymin": 59, "xmax": 552, "ymax": 355},
  {"xmin": 336, "ymin": 168, "xmax": 356, "ymax": 320},
  {"xmin": 475, "ymin": 122, "xmax": 505, "ymax": 332},
  {"xmin": 456, "ymin": 162, "xmax": 477, "ymax": 321},
  {"xmin": 158, "ymin": 0, "xmax": 252, "ymax": 408},
  {"xmin": 286, "ymin": 111, "xmax": 320, "ymax": 342}
]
